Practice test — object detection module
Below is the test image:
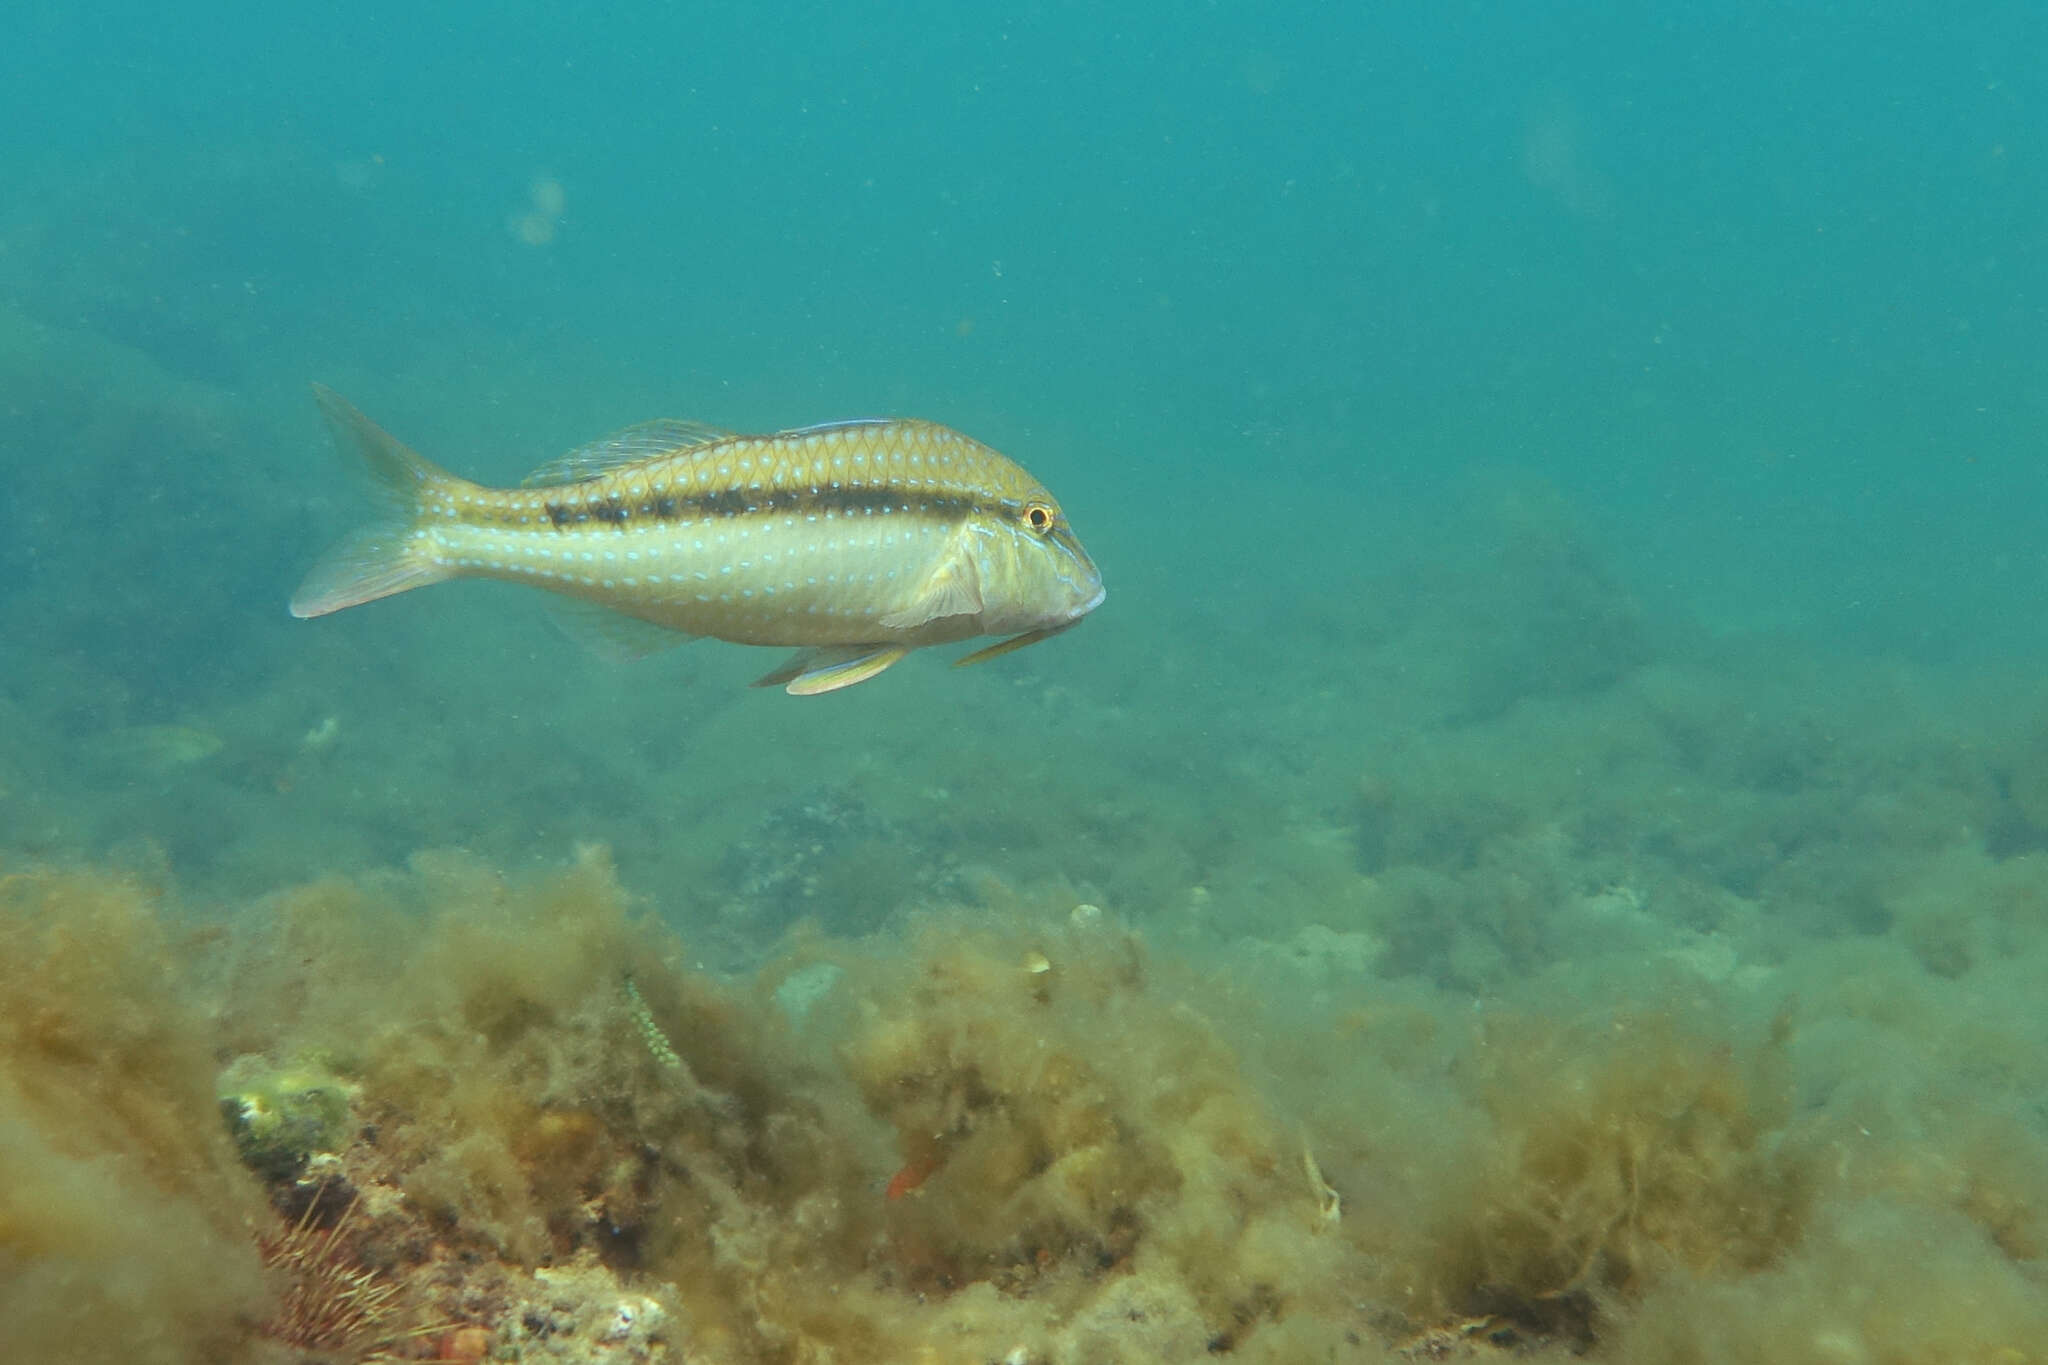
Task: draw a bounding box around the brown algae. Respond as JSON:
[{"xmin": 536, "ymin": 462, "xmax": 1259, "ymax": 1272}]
[{"xmin": 3, "ymin": 848, "xmax": 2047, "ymax": 1363}]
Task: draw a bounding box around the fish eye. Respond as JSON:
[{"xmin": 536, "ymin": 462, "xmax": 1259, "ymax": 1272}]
[{"xmin": 1022, "ymin": 501, "xmax": 1055, "ymax": 534}]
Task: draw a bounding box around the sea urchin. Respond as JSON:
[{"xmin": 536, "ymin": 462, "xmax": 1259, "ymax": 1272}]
[{"xmin": 258, "ymin": 1190, "xmax": 401, "ymax": 1352}]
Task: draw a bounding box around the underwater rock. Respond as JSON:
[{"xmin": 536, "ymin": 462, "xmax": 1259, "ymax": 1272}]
[
  {"xmin": 716, "ymin": 784, "xmax": 962, "ymax": 944},
  {"xmin": 216, "ymin": 1053, "xmax": 358, "ymax": 1184},
  {"xmin": 494, "ymin": 1256, "xmax": 682, "ymax": 1363}
]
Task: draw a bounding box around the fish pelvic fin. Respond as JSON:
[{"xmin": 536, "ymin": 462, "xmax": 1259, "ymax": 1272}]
[
  {"xmin": 952, "ymin": 619, "xmax": 1084, "ymax": 668},
  {"xmin": 290, "ymin": 385, "xmax": 465, "ymax": 618},
  {"xmin": 752, "ymin": 645, "xmax": 910, "ymax": 695}
]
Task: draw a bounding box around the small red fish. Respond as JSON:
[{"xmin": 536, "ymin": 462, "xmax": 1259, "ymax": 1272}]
[{"xmin": 886, "ymin": 1152, "xmax": 943, "ymax": 1200}]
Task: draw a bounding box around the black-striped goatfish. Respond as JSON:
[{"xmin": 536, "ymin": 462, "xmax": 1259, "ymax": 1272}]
[{"xmin": 290, "ymin": 386, "xmax": 1104, "ymax": 694}]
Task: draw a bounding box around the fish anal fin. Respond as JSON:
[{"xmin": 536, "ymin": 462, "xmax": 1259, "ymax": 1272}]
[
  {"xmin": 753, "ymin": 645, "xmax": 910, "ymax": 695},
  {"xmin": 521, "ymin": 420, "xmax": 734, "ymax": 487},
  {"xmin": 545, "ymin": 599, "xmax": 698, "ymax": 661},
  {"xmin": 878, "ymin": 542, "xmax": 983, "ymax": 630}
]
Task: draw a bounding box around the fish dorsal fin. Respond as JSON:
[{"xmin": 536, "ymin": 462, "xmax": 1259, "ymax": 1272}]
[
  {"xmin": 878, "ymin": 539, "xmax": 983, "ymax": 630},
  {"xmin": 521, "ymin": 419, "xmax": 733, "ymax": 487},
  {"xmin": 772, "ymin": 417, "xmax": 893, "ymax": 439}
]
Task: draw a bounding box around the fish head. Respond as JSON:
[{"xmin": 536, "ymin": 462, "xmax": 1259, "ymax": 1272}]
[{"xmin": 971, "ymin": 487, "xmax": 1105, "ymax": 634}]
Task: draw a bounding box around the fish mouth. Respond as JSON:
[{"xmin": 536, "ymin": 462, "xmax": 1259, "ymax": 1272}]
[{"xmin": 1071, "ymin": 583, "xmax": 1107, "ymax": 619}]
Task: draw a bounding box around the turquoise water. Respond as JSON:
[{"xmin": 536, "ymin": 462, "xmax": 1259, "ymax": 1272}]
[{"xmin": 4, "ymin": 3, "xmax": 2047, "ymax": 1361}]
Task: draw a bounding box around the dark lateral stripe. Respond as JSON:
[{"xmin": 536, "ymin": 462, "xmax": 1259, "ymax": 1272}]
[{"xmin": 541, "ymin": 484, "xmax": 989, "ymax": 530}]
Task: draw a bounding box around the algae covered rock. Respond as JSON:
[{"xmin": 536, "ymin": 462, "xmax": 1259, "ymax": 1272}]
[{"xmin": 216, "ymin": 1053, "xmax": 358, "ymax": 1182}]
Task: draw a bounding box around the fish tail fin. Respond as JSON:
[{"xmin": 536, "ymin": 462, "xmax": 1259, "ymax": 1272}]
[{"xmin": 290, "ymin": 384, "xmax": 466, "ymax": 618}]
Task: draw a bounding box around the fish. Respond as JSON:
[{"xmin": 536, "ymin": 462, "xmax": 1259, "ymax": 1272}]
[
  {"xmin": 86, "ymin": 724, "xmax": 224, "ymax": 771},
  {"xmin": 290, "ymin": 386, "xmax": 1104, "ymax": 694},
  {"xmin": 884, "ymin": 1150, "xmax": 944, "ymax": 1200}
]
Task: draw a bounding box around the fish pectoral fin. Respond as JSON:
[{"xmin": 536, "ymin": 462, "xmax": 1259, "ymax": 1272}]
[
  {"xmin": 878, "ymin": 543, "xmax": 983, "ymax": 630},
  {"xmin": 752, "ymin": 645, "xmax": 910, "ymax": 695},
  {"xmin": 952, "ymin": 620, "xmax": 1082, "ymax": 668},
  {"xmin": 545, "ymin": 599, "xmax": 697, "ymax": 661}
]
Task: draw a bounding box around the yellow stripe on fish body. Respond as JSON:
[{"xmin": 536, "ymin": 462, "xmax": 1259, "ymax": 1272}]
[{"xmin": 290, "ymin": 386, "xmax": 1104, "ymax": 694}]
